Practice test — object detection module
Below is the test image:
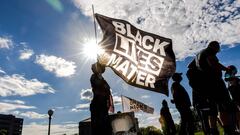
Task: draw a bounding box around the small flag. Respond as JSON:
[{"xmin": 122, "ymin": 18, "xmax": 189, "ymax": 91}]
[{"xmin": 122, "ymin": 96, "xmax": 154, "ymax": 114}]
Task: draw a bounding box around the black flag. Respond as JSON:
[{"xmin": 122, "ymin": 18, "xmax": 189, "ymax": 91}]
[{"xmin": 95, "ymin": 14, "xmax": 175, "ymax": 95}]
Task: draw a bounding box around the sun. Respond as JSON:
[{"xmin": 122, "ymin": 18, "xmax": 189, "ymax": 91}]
[{"xmin": 82, "ymin": 39, "xmax": 104, "ymax": 60}]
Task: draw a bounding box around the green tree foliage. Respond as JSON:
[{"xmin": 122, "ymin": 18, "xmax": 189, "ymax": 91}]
[
  {"xmin": 139, "ymin": 126, "xmax": 163, "ymax": 135},
  {"xmin": 0, "ymin": 129, "xmax": 8, "ymax": 135}
]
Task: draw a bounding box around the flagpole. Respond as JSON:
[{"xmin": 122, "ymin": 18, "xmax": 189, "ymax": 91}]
[
  {"xmin": 121, "ymin": 95, "xmax": 125, "ymax": 112},
  {"xmin": 92, "ymin": 5, "xmax": 98, "ymax": 45}
]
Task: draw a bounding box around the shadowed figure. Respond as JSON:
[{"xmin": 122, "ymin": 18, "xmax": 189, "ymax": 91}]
[
  {"xmin": 187, "ymin": 41, "xmax": 235, "ymax": 135},
  {"xmin": 187, "ymin": 53, "xmax": 211, "ymax": 135},
  {"xmin": 171, "ymin": 73, "xmax": 194, "ymax": 135},
  {"xmin": 90, "ymin": 62, "xmax": 114, "ymax": 135},
  {"xmin": 186, "ymin": 56, "xmax": 210, "ymax": 135},
  {"xmin": 159, "ymin": 100, "xmax": 176, "ymax": 135},
  {"xmin": 225, "ymin": 65, "xmax": 240, "ymax": 132}
]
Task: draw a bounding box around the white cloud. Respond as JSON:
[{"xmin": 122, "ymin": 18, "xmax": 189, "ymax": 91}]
[
  {"xmin": 71, "ymin": 103, "xmax": 90, "ymax": 112},
  {"xmin": 0, "ymin": 36, "xmax": 13, "ymax": 49},
  {"xmin": 80, "ymin": 89, "xmax": 122, "ymax": 105},
  {"xmin": 0, "ymin": 67, "xmax": 6, "ymax": 74},
  {"xmin": 2, "ymin": 100, "xmax": 25, "ymax": 105},
  {"xmin": 62, "ymin": 121, "xmax": 76, "ymax": 124},
  {"xmin": 141, "ymin": 95, "xmax": 150, "ymax": 99},
  {"xmin": 135, "ymin": 112, "xmax": 161, "ymax": 128},
  {"xmin": 80, "ymin": 88, "xmax": 93, "ymax": 101},
  {"xmin": 0, "ymin": 73, "xmax": 55, "ymax": 97},
  {"xmin": 169, "ymin": 108, "xmax": 180, "ymax": 124},
  {"xmin": 35, "ymin": 54, "xmax": 77, "ymax": 77},
  {"xmin": 22, "ymin": 123, "xmax": 78, "ymax": 135},
  {"xmin": 73, "ymin": 0, "xmax": 240, "ymax": 59},
  {"xmin": 54, "ymin": 106, "xmax": 70, "ymax": 110},
  {"xmin": 0, "ymin": 101, "xmax": 47, "ymax": 120},
  {"xmin": 0, "ymin": 102, "xmax": 35, "ymax": 113},
  {"xmin": 19, "ymin": 48, "xmax": 34, "ymax": 60},
  {"xmin": 134, "ymin": 107, "xmax": 180, "ymax": 128},
  {"xmin": 20, "ymin": 42, "xmax": 27, "ymax": 46},
  {"xmin": 113, "ymin": 95, "xmax": 122, "ymax": 105},
  {"xmin": 13, "ymin": 111, "xmax": 48, "ymax": 119}
]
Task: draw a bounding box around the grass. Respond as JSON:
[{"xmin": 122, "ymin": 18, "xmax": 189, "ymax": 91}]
[{"xmin": 194, "ymin": 127, "xmax": 224, "ymax": 135}]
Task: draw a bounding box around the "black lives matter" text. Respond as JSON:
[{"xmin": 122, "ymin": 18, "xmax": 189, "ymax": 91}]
[{"xmin": 106, "ymin": 21, "xmax": 170, "ymax": 88}]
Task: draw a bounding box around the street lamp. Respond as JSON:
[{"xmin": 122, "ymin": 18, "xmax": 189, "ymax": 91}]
[{"xmin": 48, "ymin": 109, "xmax": 54, "ymax": 135}]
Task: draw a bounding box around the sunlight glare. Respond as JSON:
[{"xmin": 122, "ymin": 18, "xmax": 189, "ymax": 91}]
[{"xmin": 82, "ymin": 39, "xmax": 104, "ymax": 60}]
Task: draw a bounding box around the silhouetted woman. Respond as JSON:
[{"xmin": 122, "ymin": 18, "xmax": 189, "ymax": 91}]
[
  {"xmin": 160, "ymin": 100, "xmax": 176, "ymax": 135},
  {"xmin": 171, "ymin": 73, "xmax": 194, "ymax": 135},
  {"xmin": 90, "ymin": 62, "xmax": 114, "ymax": 135}
]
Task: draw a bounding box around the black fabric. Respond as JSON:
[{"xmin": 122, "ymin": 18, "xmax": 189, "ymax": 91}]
[
  {"xmin": 178, "ymin": 108, "xmax": 194, "ymax": 135},
  {"xmin": 228, "ymin": 78, "xmax": 240, "ymax": 107},
  {"xmin": 171, "ymin": 81, "xmax": 194, "ymax": 135},
  {"xmin": 160, "ymin": 106, "xmax": 176, "ymax": 135},
  {"xmin": 194, "ymin": 105, "xmax": 211, "ymax": 135},
  {"xmin": 195, "ymin": 48, "xmax": 222, "ymax": 78},
  {"xmin": 187, "ymin": 60, "xmax": 209, "ymax": 100},
  {"xmin": 188, "ymin": 48, "xmax": 232, "ymax": 113},
  {"xmin": 209, "ymin": 128, "xmax": 220, "ymax": 135},
  {"xmin": 171, "ymin": 82, "xmax": 191, "ymax": 109},
  {"xmin": 91, "ymin": 74, "xmax": 110, "ymax": 100},
  {"xmin": 90, "ymin": 103, "xmax": 112, "ymax": 135},
  {"xmin": 90, "ymin": 74, "xmax": 112, "ymax": 135},
  {"xmin": 95, "ymin": 13, "xmax": 176, "ymax": 95}
]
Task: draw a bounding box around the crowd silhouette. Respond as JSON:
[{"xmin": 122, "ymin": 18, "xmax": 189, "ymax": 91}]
[
  {"xmin": 160, "ymin": 41, "xmax": 240, "ymax": 135},
  {"xmin": 90, "ymin": 41, "xmax": 240, "ymax": 135}
]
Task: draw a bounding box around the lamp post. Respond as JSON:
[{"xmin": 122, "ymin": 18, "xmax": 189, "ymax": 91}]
[{"xmin": 48, "ymin": 109, "xmax": 54, "ymax": 135}]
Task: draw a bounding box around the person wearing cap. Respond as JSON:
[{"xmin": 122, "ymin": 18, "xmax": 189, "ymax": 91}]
[
  {"xmin": 160, "ymin": 99, "xmax": 176, "ymax": 135},
  {"xmin": 189, "ymin": 41, "xmax": 235, "ymax": 135},
  {"xmin": 225, "ymin": 65, "xmax": 240, "ymax": 132},
  {"xmin": 90, "ymin": 62, "xmax": 114, "ymax": 135},
  {"xmin": 171, "ymin": 72, "xmax": 194, "ymax": 135}
]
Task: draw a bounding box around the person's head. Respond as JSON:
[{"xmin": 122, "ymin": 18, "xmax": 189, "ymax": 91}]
[
  {"xmin": 207, "ymin": 41, "xmax": 220, "ymax": 54},
  {"xmin": 225, "ymin": 65, "xmax": 238, "ymax": 81},
  {"xmin": 117, "ymin": 111, "xmax": 121, "ymax": 114},
  {"xmin": 162, "ymin": 100, "xmax": 168, "ymax": 107},
  {"xmin": 91, "ymin": 62, "xmax": 105, "ymax": 74},
  {"xmin": 228, "ymin": 65, "xmax": 238, "ymax": 75},
  {"xmin": 172, "ymin": 73, "xmax": 182, "ymax": 82}
]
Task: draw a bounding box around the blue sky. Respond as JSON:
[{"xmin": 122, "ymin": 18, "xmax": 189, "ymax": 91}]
[{"xmin": 0, "ymin": 0, "xmax": 240, "ymax": 134}]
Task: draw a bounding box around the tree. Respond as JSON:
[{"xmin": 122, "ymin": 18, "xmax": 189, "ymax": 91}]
[{"xmin": 139, "ymin": 126, "xmax": 163, "ymax": 135}]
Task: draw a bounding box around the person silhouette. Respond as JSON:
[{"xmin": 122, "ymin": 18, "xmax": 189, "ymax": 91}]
[
  {"xmin": 187, "ymin": 60, "xmax": 211, "ymax": 135},
  {"xmin": 225, "ymin": 65, "xmax": 240, "ymax": 132},
  {"xmin": 171, "ymin": 73, "xmax": 194, "ymax": 135},
  {"xmin": 90, "ymin": 62, "xmax": 114, "ymax": 135},
  {"xmin": 159, "ymin": 100, "xmax": 176, "ymax": 135},
  {"xmin": 188, "ymin": 41, "xmax": 235, "ymax": 135}
]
